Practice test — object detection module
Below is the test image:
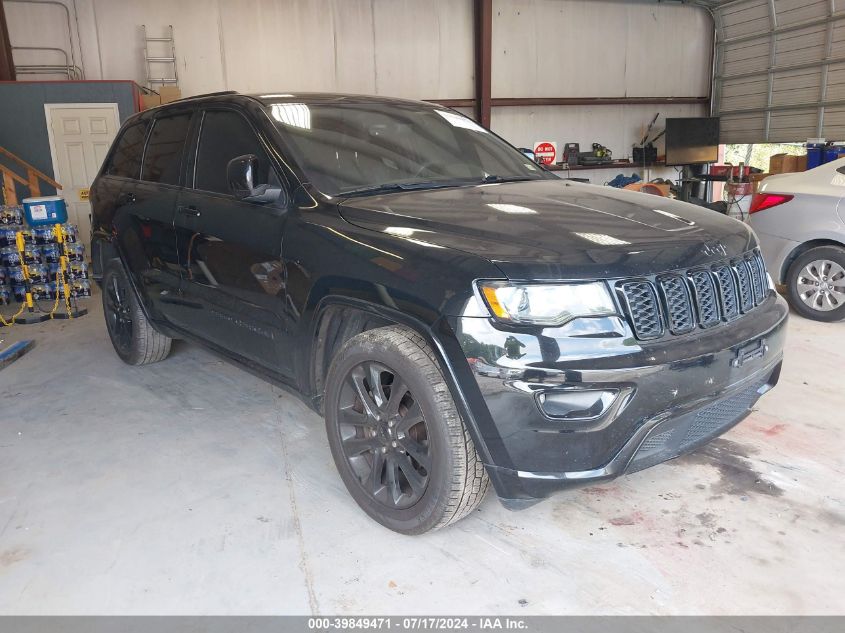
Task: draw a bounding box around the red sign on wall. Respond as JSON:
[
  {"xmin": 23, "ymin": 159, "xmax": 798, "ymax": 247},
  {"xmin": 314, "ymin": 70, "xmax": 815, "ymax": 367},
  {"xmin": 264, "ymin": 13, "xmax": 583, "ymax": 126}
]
[{"xmin": 533, "ymin": 141, "xmax": 557, "ymax": 165}]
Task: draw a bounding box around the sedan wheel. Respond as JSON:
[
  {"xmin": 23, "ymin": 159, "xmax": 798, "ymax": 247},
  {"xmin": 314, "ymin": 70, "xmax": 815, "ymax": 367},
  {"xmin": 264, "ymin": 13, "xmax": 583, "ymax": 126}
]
[
  {"xmin": 786, "ymin": 245, "xmax": 845, "ymax": 322},
  {"xmin": 795, "ymin": 259, "xmax": 845, "ymax": 312}
]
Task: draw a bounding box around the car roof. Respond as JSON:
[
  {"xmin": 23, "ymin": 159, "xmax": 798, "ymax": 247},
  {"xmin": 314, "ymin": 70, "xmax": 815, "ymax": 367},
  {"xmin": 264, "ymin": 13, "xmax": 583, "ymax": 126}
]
[
  {"xmin": 144, "ymin": 90, "xmax": 443, "ymax": 111},
  {"xmin": 246, "ymin": 92, "xmax": 439, "ymax": 108}
]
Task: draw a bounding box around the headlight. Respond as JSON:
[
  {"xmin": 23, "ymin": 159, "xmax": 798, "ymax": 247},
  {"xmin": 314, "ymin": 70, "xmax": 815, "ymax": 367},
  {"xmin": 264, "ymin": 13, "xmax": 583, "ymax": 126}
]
[{"xmin": 476, "ymin": 280, "xmax": 616, "ymax": 326}]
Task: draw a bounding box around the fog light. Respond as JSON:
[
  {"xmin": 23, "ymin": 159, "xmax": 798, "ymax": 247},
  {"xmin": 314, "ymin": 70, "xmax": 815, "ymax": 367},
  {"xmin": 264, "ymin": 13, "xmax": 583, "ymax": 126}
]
[{"xmin": 536, "ymin": 389, "xmax": 618, "ymax": 421}]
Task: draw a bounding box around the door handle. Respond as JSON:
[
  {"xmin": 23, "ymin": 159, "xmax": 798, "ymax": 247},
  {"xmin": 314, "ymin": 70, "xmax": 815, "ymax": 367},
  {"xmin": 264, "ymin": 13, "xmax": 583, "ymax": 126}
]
[{"xmin": 178, "ymin": 205, "xmax": 201, "ymax": 218}]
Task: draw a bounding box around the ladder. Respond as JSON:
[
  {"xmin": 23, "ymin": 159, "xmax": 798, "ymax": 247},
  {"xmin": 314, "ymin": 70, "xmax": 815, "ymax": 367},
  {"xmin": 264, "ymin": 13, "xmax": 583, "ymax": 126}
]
[{"xmin": 142, "ymin": 25, "xmax": 178, "ymax": 89}]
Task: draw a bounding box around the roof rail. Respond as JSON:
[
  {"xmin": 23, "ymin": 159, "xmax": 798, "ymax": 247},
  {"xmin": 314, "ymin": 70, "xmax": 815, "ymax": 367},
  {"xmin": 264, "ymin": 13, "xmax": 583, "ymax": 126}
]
[{"xmin": 173, "ymin": 90, "xmax": 239, "ymax": 102}]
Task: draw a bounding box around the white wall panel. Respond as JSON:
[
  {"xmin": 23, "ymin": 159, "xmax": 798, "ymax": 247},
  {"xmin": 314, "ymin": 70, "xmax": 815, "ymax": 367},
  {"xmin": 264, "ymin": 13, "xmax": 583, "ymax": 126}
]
[
  {"xmin": 491, "ymin": 0, "xmax": 711, "ymax": 99},
  {"xmin": 5, "ymin": 0, "xmax": 473, "ymax": 100}
]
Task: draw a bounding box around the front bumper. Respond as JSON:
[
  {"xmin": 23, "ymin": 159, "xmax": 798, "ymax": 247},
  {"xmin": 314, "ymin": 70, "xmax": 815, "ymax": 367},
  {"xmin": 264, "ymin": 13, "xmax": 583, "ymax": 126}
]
[{"xmin": 445, "ymin": 292, "xmax": 788, "ymax": 505}]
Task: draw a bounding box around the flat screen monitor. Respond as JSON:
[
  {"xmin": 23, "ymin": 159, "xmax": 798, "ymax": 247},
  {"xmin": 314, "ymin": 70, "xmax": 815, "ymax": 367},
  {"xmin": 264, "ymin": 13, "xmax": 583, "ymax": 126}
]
[{"xmin": 664, "ymin": 117, "xmax": 720, "ymax": 166}]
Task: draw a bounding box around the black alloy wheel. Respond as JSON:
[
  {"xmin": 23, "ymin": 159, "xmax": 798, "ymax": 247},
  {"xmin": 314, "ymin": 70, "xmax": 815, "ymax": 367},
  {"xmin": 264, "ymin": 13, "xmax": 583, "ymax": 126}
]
[
  {"xmin": 337, "ymin": 360, "xmax": 431, "ymax": 509},
  {"xmin": 104, "ymin": 269, "xmax": 133, "ymax": 356}
]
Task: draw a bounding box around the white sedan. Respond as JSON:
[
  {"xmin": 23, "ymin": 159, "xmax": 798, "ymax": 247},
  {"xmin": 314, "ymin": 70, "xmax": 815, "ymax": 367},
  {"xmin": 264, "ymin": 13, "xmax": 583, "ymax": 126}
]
[{"xmin": 750, "ymin": 157, "xmax": 845, "ymax": 321}]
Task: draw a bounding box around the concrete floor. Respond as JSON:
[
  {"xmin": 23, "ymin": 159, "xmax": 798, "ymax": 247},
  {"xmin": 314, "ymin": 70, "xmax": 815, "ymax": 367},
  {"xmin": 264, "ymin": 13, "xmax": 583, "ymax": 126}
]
[{"xmin": 0, "ymin": 294, "xmax": 843, "ymax": 615}]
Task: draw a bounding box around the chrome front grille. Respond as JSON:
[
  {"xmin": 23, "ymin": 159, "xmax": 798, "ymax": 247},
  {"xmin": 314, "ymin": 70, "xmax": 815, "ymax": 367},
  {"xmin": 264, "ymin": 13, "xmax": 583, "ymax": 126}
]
[{"xmin": 618, "ymin": 249, "xmax": 770, "ymax": 341}]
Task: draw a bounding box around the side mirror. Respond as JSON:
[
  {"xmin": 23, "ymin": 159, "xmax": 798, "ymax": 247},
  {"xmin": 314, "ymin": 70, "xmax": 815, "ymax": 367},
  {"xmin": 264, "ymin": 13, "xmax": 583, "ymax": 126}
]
[{"xmin": 226, "ymin": 154, "xmax": 284, "ymax": 204}]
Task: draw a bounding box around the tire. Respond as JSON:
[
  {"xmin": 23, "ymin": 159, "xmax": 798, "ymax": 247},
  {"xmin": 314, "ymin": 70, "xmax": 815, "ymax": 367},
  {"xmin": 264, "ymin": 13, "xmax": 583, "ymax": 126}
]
[
  {"xmin": 102, "ymin": 258, "xmax": 172, "ymax": 365},
  {"xmin": 324, "ymin": 326, "xmax": 489, "ymax": 534},
  {"xmin": 785, "ymin": 245, "xmax": 845, "ymax": 322}
]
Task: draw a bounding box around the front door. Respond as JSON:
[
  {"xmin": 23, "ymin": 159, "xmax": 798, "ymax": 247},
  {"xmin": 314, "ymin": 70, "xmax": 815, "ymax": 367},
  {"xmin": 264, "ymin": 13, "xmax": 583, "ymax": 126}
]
[
  {"xmin": 46, "ymin": 104, "xmax": 120, "ymax": 252},
  {"xmin": 173, "ymin": 108, "xmax": 290, "ymax": 374}
]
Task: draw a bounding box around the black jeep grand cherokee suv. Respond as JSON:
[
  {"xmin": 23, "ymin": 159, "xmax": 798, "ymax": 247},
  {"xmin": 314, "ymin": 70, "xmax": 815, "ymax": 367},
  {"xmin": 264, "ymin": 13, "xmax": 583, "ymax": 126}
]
[{"xmin": 90, "ymin": 92, "xmax": 787, "ymax": 534}]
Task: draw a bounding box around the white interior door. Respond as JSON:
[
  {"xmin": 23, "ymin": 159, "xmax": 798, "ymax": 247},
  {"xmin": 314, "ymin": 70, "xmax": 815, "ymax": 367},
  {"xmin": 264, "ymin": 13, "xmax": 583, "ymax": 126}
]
[{"xmin": 45, "ymin": 104, "xmax": 120, "ymax": 253}]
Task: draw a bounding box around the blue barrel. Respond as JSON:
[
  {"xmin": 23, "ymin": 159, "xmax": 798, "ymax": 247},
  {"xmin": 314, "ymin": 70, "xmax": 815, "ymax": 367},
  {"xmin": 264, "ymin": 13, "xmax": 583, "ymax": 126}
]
[
  {"xmin": 22, "ymin": 196, "xmax": 67, "ymax": 227},
  {"xmin": 807, "ymin": 143, "xmax": 825, "ymax": 169},
  {"xmin": 824, "ymin": 147, "xmax": 842, "ymax": 164}
]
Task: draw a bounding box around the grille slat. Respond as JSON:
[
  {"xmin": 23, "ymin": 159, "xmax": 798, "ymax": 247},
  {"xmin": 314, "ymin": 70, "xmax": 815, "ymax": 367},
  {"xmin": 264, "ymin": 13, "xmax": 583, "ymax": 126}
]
[
  {"xmin": 619, "ymin": 249, "xmax": 769, "ymax": 341},
  {"xmin": 659, "ymin": 275, "xmax": 695, "ymax": 334},
  {"xmin": 714, "ymin": 265, "xmax": 740, "ymax": 320},
  {"xmin": 620, "ymin": 281, "xmax": 663, "ymax": 339},
  {"xmin": 746, "ymin": 254, "xmax": 766, "ymax": 305},
  {"xmin": 689, "ymin": 270, "xmax": 720, "ymax": 327},
  {"xmin": 733, "ymin": 259, "xmax": 754, "ymax": 313}
]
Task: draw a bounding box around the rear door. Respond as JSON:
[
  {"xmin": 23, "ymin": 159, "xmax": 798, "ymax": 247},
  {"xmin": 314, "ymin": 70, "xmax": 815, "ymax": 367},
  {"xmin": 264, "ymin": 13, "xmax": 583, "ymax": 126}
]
[
  {"xmin": 114, "ymin": 107, "xmax": 194, "ymax": 323},
  {"xmin": 172, "ymin": 107, "xmax": 290, "ymax": 373}
]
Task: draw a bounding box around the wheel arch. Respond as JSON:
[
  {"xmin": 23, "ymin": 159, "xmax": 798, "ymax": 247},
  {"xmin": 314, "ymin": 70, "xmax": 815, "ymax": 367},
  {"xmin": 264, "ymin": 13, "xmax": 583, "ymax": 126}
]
[
  {"xmin": 306, "ymin": 295, "xmax": 503, "ymax": 472},
  {"xmin": 100, "ymin": 245, "xmax": 178, "ymax": 340},
  {"xmin": 782, "ymin": 238, "xmax": 845, "ymax": 282}
]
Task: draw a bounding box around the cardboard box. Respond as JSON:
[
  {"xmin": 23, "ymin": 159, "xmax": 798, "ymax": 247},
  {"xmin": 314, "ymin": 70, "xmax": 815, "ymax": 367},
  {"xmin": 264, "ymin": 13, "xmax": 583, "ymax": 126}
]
[
  {"xmin": 140, "ymin": 93, "xmax": 161, "ymax": 110},
  {"xmin": 159, "ymin": 86, "xmax": 182, "ymax": 104},
  {"xmin": 769, "ymin": 153, "xmax": 807, "ymax": 174},
  {"xmin": 749, "ymin": 172, "xmax": 770, "ymax": 193}
]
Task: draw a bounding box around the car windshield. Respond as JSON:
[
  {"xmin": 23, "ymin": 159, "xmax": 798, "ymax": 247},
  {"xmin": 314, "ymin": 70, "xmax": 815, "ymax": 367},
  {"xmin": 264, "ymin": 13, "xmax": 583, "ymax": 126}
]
[{"xmin": 266, "ymin": 100, "xmax": 550, "ymax": 196}]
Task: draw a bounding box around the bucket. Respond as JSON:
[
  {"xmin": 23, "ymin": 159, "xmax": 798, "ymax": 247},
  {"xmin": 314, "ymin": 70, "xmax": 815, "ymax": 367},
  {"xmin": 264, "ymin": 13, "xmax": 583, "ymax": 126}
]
[{"xmin": 22, "ymin": 196, "xmax": 67, "ymax": 227}]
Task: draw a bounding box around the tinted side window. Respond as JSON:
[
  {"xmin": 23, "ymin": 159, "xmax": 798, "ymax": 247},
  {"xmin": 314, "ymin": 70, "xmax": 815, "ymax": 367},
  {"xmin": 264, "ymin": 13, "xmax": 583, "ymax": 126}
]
[
  {"xmin": 105, "ymin": 121, "xmax": 147, "ymax": 179},
  {"xmin": 195, "ymin": 110, "xmax": 276, "ymax": 195},
  {"xmin": 141, "ymin": 113, "xmax": 192, "ymax": 185}
]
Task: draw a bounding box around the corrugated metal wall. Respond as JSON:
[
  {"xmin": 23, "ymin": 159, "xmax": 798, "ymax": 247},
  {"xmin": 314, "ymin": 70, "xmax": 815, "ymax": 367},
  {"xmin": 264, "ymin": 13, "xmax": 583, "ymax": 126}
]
[
  {"xmin": 713, "ymin": 0, "xmax": 845, "ymax": 142},
  {"xmin": 4, "ymin": 0, "xmax": 713, "ymax": 167}
]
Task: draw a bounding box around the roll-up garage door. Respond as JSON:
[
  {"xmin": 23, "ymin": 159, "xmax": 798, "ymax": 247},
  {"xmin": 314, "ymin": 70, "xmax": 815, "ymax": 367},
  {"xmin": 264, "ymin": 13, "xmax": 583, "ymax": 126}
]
[{"xmin": 711, "ymin": 0, "xmax": 845, "ymax": 143}]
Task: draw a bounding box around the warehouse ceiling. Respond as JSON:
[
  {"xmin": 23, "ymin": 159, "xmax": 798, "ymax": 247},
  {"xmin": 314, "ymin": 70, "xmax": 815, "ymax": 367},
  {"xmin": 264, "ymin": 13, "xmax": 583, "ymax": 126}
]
[{"xmin": 696, "ymin": 0, "xmax": 845, "ymax": 143}]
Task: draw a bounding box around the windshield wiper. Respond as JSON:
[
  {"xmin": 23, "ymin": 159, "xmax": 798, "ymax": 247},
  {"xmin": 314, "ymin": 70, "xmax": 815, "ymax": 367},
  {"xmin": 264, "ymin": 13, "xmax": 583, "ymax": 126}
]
[
  {"xmin": 340, "ymin": 180, "xmax": 471, "ymax": 197},
  {"xmin": 480, "ymin": 175, "xmax": 535, "ymax": 184}
]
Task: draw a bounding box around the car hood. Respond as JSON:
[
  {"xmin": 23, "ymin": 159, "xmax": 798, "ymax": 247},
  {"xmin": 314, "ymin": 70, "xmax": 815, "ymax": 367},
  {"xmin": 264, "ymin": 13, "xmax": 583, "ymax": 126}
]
[{"xmin": 338, "ymin": 179, "xmax": 755, "ymax": 279}]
